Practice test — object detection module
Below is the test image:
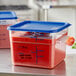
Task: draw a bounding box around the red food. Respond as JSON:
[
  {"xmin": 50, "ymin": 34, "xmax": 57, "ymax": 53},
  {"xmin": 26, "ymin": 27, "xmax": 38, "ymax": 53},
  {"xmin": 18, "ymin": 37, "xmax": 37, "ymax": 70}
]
[
  {"xmin": 11, "ymin": 32, "xmax": 67, "ymax": 69},
  {"xmin": 66, "ymin": 37, "xmax": 75, "ymax": 46}
]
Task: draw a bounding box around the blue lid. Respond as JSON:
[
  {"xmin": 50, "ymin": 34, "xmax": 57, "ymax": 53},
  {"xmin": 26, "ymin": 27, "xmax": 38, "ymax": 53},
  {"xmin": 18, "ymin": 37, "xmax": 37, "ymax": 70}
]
[
  {"xmin": 0, "ymin": 11, "xmax": 17, "ymax": 20},
  {"xmin": 7, "ymin": 21, "xmax": 71, "ymax": 33}
]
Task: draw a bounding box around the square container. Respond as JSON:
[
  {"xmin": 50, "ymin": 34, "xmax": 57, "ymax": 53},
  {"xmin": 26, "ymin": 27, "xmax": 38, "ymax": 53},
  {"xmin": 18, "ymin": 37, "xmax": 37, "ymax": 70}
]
[
  {"xmin": 0, "ymin": 11, "xmax": 17, "ymax": 48},
  {"xmin": 7, "ymin": 21, "xmax": 71, "ymax": 69}
]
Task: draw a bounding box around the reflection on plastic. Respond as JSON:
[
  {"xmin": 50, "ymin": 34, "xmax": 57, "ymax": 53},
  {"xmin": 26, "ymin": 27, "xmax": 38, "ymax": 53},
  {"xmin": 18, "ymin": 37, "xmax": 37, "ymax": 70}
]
[
  {"xmin": 0, "ymin": 25, "xmax": 10, "ymax": 48},
  {"xmin": 12, "ymin": 61, "xmax": 66, "ymax": 75}
]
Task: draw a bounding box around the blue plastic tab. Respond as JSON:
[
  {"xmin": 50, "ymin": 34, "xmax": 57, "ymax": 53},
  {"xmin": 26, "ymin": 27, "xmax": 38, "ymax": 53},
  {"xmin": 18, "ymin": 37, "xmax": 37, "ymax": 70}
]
[
  {"xmin": 7, "ymin": 21, "xmax": 71, "ymax": 33},
  {"xmin": 0, "ymin": 11, "xmax": 17, "ymax": 20}
]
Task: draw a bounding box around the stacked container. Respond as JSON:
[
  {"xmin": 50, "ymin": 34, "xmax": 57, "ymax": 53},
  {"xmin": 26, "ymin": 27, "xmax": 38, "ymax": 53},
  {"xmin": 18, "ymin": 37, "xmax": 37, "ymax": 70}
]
[
  {"xmin": 0, "ymin": 11, "xmax": 17, "ymax": 48},
  {"xmin": 8, "ymin": 21, "xmax": 71, "ymax": 69}
]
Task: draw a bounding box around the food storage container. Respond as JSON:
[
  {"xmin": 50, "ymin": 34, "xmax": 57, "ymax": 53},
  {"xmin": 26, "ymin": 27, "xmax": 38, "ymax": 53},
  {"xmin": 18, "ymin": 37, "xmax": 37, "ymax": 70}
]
[
  {"xmin": 7, "ymin": 21, "xmax": 71, "ymax": 69},
  {"xmin": 0, "ymin": 11, "xmax": 17, "ymax": 48}
]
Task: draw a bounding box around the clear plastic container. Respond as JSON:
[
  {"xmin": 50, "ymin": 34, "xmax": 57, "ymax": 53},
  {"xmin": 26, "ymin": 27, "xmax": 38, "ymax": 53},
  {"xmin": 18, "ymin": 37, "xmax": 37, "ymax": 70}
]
[
  {"xmin": 0, "ymin": 11, "xmax": 18, "ymax": 48},
  {"xmin": 8, "ymin": 21, "xmax": 71, "ymax": 69}
]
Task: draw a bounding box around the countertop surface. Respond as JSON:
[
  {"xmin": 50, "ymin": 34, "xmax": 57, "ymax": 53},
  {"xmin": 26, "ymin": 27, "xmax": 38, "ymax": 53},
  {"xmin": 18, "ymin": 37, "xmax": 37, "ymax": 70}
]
[{"xmin": 0, "ymin": 47, "xmax": 76, "ymax": 76}]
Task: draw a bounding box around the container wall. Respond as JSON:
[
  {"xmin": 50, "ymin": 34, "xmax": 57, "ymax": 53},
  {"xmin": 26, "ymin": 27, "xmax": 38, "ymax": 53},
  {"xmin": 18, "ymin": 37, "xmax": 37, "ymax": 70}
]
[
  {"xmin": 0, "ymin": 19, "xmax": 17, "ymax": 48},
  {"xmin": 51, "ymin": 29, "xmax": 68, "ymax": 68},
  {"xmin": 10, "ymin": 29, "xmax": 68, "ymax": 68}
]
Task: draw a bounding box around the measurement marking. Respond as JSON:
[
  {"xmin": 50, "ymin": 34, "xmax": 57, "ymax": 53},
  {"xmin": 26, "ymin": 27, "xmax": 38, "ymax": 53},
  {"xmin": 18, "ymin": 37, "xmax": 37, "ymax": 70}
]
[
  {"xmin": 37, "ymin": 39, "xmax": 44, "ymax": 40},
  {"xmin": 36, "ymin": 46, "xmax": 38, "ymax": 64},
  {"xmin": 35, "ymin": 33, "xmax": 38, "ymax": 64},
  {"xmin": 19, "ymin": 53, "xmax": 24, "ymax": 54},
  {"xmin": 37, "ymin": 50, "xmax": 44, "ymax": 52},
  {"xmin": 37, "ymin": 56, "xmax": 44, "ymax": 57},
  {"xmin": 31, "ymin": 52, "xmax": 36, "ymax": 53},
  {"xmin": 32, "ymin": 50, "xmax": 44, "ymax": 53}
]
